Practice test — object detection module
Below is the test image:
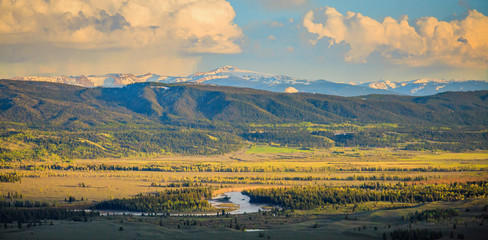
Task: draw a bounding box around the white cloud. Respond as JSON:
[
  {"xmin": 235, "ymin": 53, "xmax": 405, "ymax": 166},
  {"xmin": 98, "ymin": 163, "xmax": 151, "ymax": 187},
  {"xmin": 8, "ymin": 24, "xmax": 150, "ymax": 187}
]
[
  {"xmin": 0, "ymin": 0, "xmax": 242, "ymax": 53},
  {"xmin": 303, "ymin": 7, "xmax": 488, "ymax": 68},
  {"xmin": 0, "ymin": 0, "xmax": 242, "ymax": 77}
]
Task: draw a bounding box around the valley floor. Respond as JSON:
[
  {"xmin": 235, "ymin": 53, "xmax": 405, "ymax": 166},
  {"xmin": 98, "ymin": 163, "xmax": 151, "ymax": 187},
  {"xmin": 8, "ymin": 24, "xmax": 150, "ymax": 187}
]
[
  {"xmin": 1, "ymin": 147, "xmax": 487, "ymax": 203},
  {"xmin": 1, "ymin": 146, "xmax": 487, "ymax": 239},
  {"xmin": 1, "ymin": 198, "xmax": 487, "ymax": 240}
]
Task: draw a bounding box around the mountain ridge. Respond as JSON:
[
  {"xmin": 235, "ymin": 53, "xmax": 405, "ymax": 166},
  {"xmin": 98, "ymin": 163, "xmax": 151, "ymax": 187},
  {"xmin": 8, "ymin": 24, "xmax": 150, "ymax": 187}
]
[
  {"xmin": 361, "ymin": 78, "xmax": 488, "ymax": 96},
  {"xmin": 8, "ymin": 66, "xmax": 488, "ymax": 97},
  {"xmin": 1, "ymin": 79, "xmax": 487, "ymax": 128}
]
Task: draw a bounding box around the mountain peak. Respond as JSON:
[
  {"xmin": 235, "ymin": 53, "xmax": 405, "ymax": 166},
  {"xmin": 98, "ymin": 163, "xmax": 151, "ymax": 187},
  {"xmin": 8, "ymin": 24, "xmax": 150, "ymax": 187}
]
[
  {"xmin": 213, "ymin": 65, "xmax": 238, "ymax": 72},
  {"xmin": 367, "ymin": 80, "xmax": 397, "ymax": 90},
  {"xmin": 7, "ymin": 66, "xmax": 488, "ymax": 96},
  {"xmin": 192, "ymin": 65, "xmax": 239, "ymax": 77}
]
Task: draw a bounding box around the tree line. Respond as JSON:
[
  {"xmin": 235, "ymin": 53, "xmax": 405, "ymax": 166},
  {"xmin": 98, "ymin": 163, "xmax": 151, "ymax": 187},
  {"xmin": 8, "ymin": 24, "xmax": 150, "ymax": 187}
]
[
  {"xmin": 11, "ymin": 162, "xmax": 484, "ymax": 173},
  {"xmin": 0, "ymin": 208, "xmax": 99, "ymax": 223},
  {"xmin": 407, "ymin": 208, "xmax": 459, "ymax": 222},
  {"xmin": 243, "ymin": 181, "xmax": 488, "ymax": 210},
  {"xmin": 148, "ymin": 175, "xmax": 428, "ymax": 187},
  {"xmin": 93, "ymin": 188, "xmax": 213, "ymax": 213},
  {"xmin": 0, "ymin": 172, "xmax": 20, "ymax": 182}
]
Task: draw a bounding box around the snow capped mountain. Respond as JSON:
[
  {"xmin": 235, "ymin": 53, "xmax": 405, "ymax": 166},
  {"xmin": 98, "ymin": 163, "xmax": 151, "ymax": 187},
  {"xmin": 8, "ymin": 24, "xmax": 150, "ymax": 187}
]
[
  {"xmin": 362, "ymin": 78, "xmax": 488, "ymax": 96},
  {"xmin": 367, "ymin": 80, "xmax": 397, "ymax": 90},
  {"xmin": 11, "ymin": 73, "xmax": 168, "ymax": 87},
  {"xmin": 164, "ymin": 65, "xmax": 300, "ymax": 84},
  {"xmin": 158, "ymin": 65, "xmax": 390, "ymax": 97},
  {"xmin": 8, "ymin": 66, "xmax": 488, "ymax": 96}
]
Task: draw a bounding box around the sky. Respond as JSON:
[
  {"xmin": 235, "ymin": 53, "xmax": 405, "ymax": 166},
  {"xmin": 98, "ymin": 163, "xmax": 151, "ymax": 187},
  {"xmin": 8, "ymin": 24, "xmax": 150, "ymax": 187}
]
[{"xmin": 0, "ymin": 0, "xmax": 487, "ymax": 83}]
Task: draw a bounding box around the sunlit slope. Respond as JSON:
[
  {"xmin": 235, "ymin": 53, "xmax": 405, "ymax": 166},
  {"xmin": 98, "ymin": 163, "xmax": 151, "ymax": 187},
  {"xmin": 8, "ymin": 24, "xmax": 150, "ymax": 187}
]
[{"xmin": 1, "ymin": 80, "xmax": 487, "ymax": 127}]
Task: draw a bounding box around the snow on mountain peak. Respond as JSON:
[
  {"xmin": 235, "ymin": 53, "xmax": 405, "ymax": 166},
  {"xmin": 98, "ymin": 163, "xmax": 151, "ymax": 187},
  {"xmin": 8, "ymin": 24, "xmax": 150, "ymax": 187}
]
[
  {"xmin": 193, "ymin": 65, "xmax": 237, "ymax": 76},
  {"xmin": 285, "ymin": 87, "xmax": 298, "ymax": 93},
  {"xmin": 197, "ymin": 65, "xmax": 241, "ymax": 75},
  {"xmin": 412, "ymin": 78, "xmax": 447, "ymax": 84},
  {"xmin": 410, "ymin": 78, "xmax": 476, "ymax": 84},
  {"xmin": 8, "ymin": 66, "xmax": 488, "ymax": 96},
  {"xmin": 368, "ymin": 80, "xmax": 397, "ymax": 90},
  {"xmin": 10, "ymin": 73, "xmax": 167, "ymax": 87},
  {"xmin": 189, "ymin": 65, "xmax": 277, "ymax": 82},
  {"xmin": 363, "ymin": 78, "xmax": 488, "ymax": 96},
  {"xmin": 214, "ymin": 65, "xmax": 237, "ymax": 72}
]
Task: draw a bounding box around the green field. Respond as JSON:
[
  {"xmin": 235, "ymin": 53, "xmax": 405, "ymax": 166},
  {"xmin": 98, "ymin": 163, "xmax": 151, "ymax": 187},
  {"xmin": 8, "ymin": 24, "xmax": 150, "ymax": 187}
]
[{"xmin": 246, "ymin": 145, "xmax": 312, "ymax": 154}]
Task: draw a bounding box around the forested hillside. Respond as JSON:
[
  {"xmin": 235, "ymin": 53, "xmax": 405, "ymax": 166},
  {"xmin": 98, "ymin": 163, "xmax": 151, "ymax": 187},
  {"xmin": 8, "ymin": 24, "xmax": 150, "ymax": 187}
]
[
  {"xmin": 2, "ymin": 80, "xmax": 488, "ymax": 126},
  {"xmin": 0, "ymin": 79, "xmax": 487, "ymax": 160}
]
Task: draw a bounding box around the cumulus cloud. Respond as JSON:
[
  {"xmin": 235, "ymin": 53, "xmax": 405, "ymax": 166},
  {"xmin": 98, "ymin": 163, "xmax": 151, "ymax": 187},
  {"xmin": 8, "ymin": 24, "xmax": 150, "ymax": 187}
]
[
  {"xmin": 0, "ymin": 0, "xmax": 242, "ymax": 53},
  {"xmin": 303, "ymin": 7, "xmax": 488, "ymax": 68},
  {"xmin": 0, "ymin": 0, "xmax": 242, "ymax": 76}
]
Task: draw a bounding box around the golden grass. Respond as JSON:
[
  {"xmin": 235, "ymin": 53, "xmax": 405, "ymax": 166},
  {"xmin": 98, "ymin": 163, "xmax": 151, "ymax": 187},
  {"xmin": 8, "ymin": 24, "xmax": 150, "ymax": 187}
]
[{"xmin": 1, "ymin": 148, "xmax": 487, "ymax": 203}]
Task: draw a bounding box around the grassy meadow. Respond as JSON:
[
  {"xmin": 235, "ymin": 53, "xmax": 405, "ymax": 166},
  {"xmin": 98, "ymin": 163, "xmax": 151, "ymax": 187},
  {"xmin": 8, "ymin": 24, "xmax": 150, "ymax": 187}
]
[
  {"xmin": 1, "ymin": 146, "xmax": 487, "ymax": 203},
  {"xmin": 1, "ymin": 145, "xmax": 487, "ymax": 239}
]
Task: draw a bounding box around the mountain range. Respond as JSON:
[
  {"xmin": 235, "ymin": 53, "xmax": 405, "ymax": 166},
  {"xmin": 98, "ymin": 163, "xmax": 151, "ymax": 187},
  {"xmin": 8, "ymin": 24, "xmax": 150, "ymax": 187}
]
[
  {"xmin": 10, "ymin": 66, "xmax": 488, "ymax": 97},
  {"xmin": 1, "ymin": 79, "xmax": 487, "ymax": 128}
]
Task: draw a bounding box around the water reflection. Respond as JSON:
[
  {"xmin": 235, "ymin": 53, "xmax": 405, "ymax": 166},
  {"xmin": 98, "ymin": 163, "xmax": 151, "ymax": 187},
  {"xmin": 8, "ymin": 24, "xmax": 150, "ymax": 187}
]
[
  {"xmin": 208, "ymin": 191, "xmax": 276, "ymax": 214},
  {"xmin": 95, "ymin": 191, "xmax": 276, "ymax": 216}
]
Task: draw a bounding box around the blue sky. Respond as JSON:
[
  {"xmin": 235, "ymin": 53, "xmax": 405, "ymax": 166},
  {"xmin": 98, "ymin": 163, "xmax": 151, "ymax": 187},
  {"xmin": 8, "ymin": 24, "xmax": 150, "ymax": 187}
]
[
  {"xmin": 1, "ymin": 0, "xmax": 487, "ymax": 83},
  {"xmin": 199, "ymin": 0, "xmax": 488, "ymax": 83}
]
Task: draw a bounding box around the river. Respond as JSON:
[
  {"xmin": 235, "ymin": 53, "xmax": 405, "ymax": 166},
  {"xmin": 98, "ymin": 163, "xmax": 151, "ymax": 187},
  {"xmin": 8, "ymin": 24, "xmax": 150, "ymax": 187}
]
[
  {"xmin": 208, "ymin": 191, "xmax": 276, "ymax": 214},
  {"xmin": 96, "ymin": 191, "xmax": 275, "ymax": 216}
]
